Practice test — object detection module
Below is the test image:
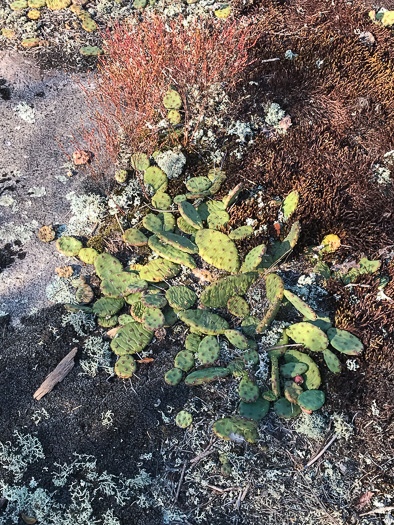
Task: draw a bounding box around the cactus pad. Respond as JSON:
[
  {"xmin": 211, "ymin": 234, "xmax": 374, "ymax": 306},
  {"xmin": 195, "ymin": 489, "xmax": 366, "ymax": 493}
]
[
  {"xmin": 284, "ymin": 350, "xmax": 321, "ymax": 390},
  {"xmin": 174, "ymin": 350, "xmax": 195, "ymax": 372},
  {"xmin": 195, "ymin": 229, "xmax": 240, "ymax": 273},
  {"xmin": 222, "ymin": 183, "xmax": 243, "ymax": 209},
  {"xmin": 224, "ymin": 329, "xmax": 249, "ymax": 349},
  {"xmin": 241, "ymin": 316, "xmax": 260, "ymax": 337},
  {"xmin": 156, "ymin": 230, "xmax": 198, "ymax": 254},
  {"xmin": 239, "ymin": 377, "xmax": 259, "ymax": 403},
  {"xmin": 163, "ymin": 306, "xmax": 178, "ymax": 327},
  {"xmin": 323, "ymin": 349, "xmax": 341, "ymax": 373},
  {"xmin": 283, "ymin": 290, "xmax": 317, "ymax": 320},
  {"xmin": 229, "ymin": 226, "xmax": 253, "ymax": 241},
  {"xmin": 157, "ymin": 212, "xmax": 176, "ymax": 233},
  {"xmin": 197, "ymin": 336, "xmax": 220, "ymax": 365},
  {"xmin": 101, "ymin": 273, "xmax": 148, "ymax": 298},
  {"xmin": 152, "ymin": 192, "xmax": 172, "ymax": 210},
  {"xmin": 282, "ymin": 191, "xmax": 299, "ymax": 222},
  {"xmin": 213, "ymin": 417, "xmax": 258, "ymax": 444},
  {"xmin": 118, "ymin": 314, "xmax": 135, "ymax": 326},
  {"xmin": 178, "ymin": 201, "xmax": 203, "ymax": 230},
  {"xmin": 76, "ymin": 284, "xmax": 94, "ymax": 304},
  {"xmin": 94, "ymin": 253, "xmax": 123, "ymax": 279},
  {"xmin": 179, "ymin": 309, "xmax": 229, "ymax": 335},
  {"xmin": 284, "ymin": 381, "xmax": 303, "ymax": 404},
  {"xmin": 184, "ymin": 367, "xmax": 230, "ymax": 386},
  {"xmin": 111, "ymin": 322, "xmax": 153, "ymax": 355},
  {"xmin": 262, "ymin": 390, "xmax": 277, "ymax": 402},
  {"xmin": 141, "ymin": 291, "xmax": 167, "ymax": 308},
  {"xmin": 165, "ymin": 286, "xmax": 197, "ymax": 310},
  {"xmin": 207, "ymin": 210, "xmax": 230, "ymax": 230},
  {"xmin": 227, "ymin": 296, "xmax": 250, "ymax": 318},
  {"xmin": 186, "ymin": 177, "xmax": 212, "ymax": 193},
  {"xmin": 298, "ymin": 390, "xmax": 325, "ymax": 412},
  {"xmin": 167, "ymin": 110, "xmax": 181, "ymax": 125},
  {"xmin": 280, "ymin": 362, "xmax": 309, "ymax": 378},
  {"xmin": 78, "ymin": 248, "xmax": 99, "ymax": 264},
  {"xmin": 201, "ymin": 272, "xmax": 258, "ymax": 308},
  {"xmin": 273, "ymin": 397, "xmax": 301, "ymax": 419},
  {"xmin": 123, "ymin": 228, "xmax": 148, "ymax": 247},
  {"xmin": 241, "ymin": 244, "xmax": 266, "ymax": 272},
  {"xmin": 139, "ymin": 259, "xmax": 181, "ymax": 282},
  {"xmin": 177, "ymin": 217, "xmax": 199, "ymax": 235},
  {"xmin": 56, "ymin": 236, "xmax": 82, "ymax": 257},
  {"xmin": 165, "ymin": 367, "xmax": 183, "ymax": 385},
  {"xmin": 303, "ymin": 316, "xmax": 332, "ymax": 332},
  {"xmin": 92, "ymin": 297, "xmax": 124, "ymax": 317},
  {"xmin": 142, "ymin": 307, "xmax": 165, "ymax": 331},
  {"xmin": 174, "ymin": 194, "xmax": 187, "ymax": 204},
  {"xmin": 114, "ymin": 170, "xmax": 127, "ymax": 183},
  {"xmin": 198, "ymin": 200, "xmax": 225, "ymax": 221},
  {"xmin": 239, "ymin": 397, "xmax": 270, "ymax": 421},
  {"xmin": 97, "ymin": 315, "xmax": 117, "ymax": 327},
  {"xmin": 185, "ymin": 334, "xmax": 201, "ymax": 353},
  {"xmin": 128, "ymin": 299, "xmax": 145, "ymax": 322},
  {"xmin": 287, "ymin": 322, "xmax": 328, "ymax": 352},
  {"xmin": 143, "ymin": 214, "xmax": 163, "ymax": 234},
  {"xmin": 327, "ymin": 328, "xmax": 364, "ymax": 355},
  {"xmin": 115, "ymin": 355, "xmax": 136, "ymax": 379},
  {"xmin": 144, "ymin": 167, "xmax": 168, "ymax": 194},
  {"xmin": 130, "ymin": 153, "xmax": 150, "ymax": 171},
  {"xmin": 175, "ymin": 410, "xmax": 193, "ymax": 428},
  {"xmin": 163, "ymin": 89, "xmax": 182, "ymax": 109},
  {"xmin": 38, "ymin": 225, "xmax": 55, "ymax": 243},
  {"xmin": 269, "ymin": 221, "xmax": 301, "ymax": 265},
  {"xmin": 243, "ymin": 348, "xmax": 259, "ymax": 366},
  {"xmin": 148, "ymin": 235, "xmax": 196, "ymax": 269},
  {"xmin": 270, "ymin": 356, "xmax": 280, "ymax": 399}
]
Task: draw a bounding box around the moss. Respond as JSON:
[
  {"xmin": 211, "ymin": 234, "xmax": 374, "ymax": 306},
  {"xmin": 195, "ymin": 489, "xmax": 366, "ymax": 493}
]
[{"xmin": 87, "ymin": 234, "xmax": 105, "ymax": 253}]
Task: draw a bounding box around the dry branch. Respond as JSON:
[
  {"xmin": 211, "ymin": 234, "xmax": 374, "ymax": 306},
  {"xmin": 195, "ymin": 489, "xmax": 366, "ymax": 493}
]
[{"xmin": 33, "ymin": 347, "xmax": 77, "ymax": 400}]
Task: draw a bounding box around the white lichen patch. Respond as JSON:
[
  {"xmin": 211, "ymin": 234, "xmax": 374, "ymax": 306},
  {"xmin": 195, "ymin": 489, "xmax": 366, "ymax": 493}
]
[
  {"xmin": 46, "ymin": 276, "xmax": 75, "ymax": 304},
  {"xmin": 155, "ymin": 149, "xmax": 186, "ymax": 179},
  {"xmin": 28, "ymin": 186, "xmax": 46, "ymax": 198},
  {"xmin": 0, "ymin": 220, "xmax": 39, "ymax": 245},
  {"xmin": 13, "ymin": 102, "xmax": 35, "ymax": 124},
  {"xmin": 64, "ymin": 192, "xmax": 106, "ymax": 236},
  {"xmin": 79, "ymin": 335, "xmax": 113, "ymax": 377}
]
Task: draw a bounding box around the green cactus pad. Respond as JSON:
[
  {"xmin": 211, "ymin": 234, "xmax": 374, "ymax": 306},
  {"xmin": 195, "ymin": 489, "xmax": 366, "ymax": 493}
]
[
  {"xmin": 229, "ymin": 226, "xmax": 254, "ymax": 241},
  {"xmin": 142, "ymin": 214, "xmax": 163, "ymax": 234},
  {"xmin": 139, "ymin": 259, "xmax": 181, "ymax": 282},
  {"xmin": 273, "ymin": 397, "xmax": 301, "ymax": 418},
  {"xmin": 239, "ymin": 376, "xmax": 260, "ymax": 403},
  {"xmin": 186, "ymin": 177, "xmax": 212, "ymax": 193},
  {"xmin": 298, "ymin": 390, "xmax": 325, "ymax": 412},
  {"xmin": 163, "ymin": 306, "xmax": 178, "ymax": 327},
  {"xmin": 213, "ymin": 417, "xmax": 258, "ymax": 444},
  {"xmin": 92, "ymin": 297, "xmax": 124, "ymax": 317},
  {"xmin": 149, "ymin": 235, "xmax": 196, "ymax": 269},
  {"xmin": 303, "ymin": 316, "xmax": 332, "ymax": 332},
  {"xmin": 201, "ymin": 272, "xmax": 258, "ymax": 308},
  {"xmin": 175, "ymin": 410, "xmax": 193, "ymax": 428},
  {"xmin": 177, "ymin": 217, "xmax": 199, "ymax": 235},
  {"xmin": 130, "ymin": 153, "xmax": 150, "ymax": 171},
  {"xmin": 174, "ymin": 194, "xmax": 187, "ymax": 204},
  {"xmin": 265, "ymin": 273, "xmax": 284, "ymax": 303},
  {"xmin": 125, "ymin": 292, "xmax": 142, "ymax": 306},
  {"xmin": 271, "ymin": 356, "xmax": 280, "ymax": 399},
  {"xmin": 227, "ymin": 296, "xmax": 250, "ymax": 318},
  {"xmin": 167, "ymin": 110, "xmax": 181, "ymax": 125},
  {"xmin": 94, "ymin": 253, "xmax": 123, "ymax": 279},
  {"xmin": 179, "ymin": 309, "xmax": 229, "ymax": 335},
  {"xmin": 98, "ymin": 315, "xmax": 118, "ymax": 327},
  {"xmin": 142, "ymin": 307, "xmax": 165, "ymax": 331},
  {"xmin": 197, "ymin": 336, "xmax": 220, "ymax": 365},
  {"xmin": 76, "ymin": 284, "xmax": 94, "ymax": 304},
  {"xmin": 208, "ymin": 167, "xmax": 226, "ymax": 184},
  {"xmin": 224, "ymin": 330, "xmax": 249, "ymax": 349},
  {"xmin": 287, "ymin": 322, "xmax": 328, "ymax": 352},
  {"xmin": 185, "ymin": 334, "xmax": 201, "ymax": 353},
  {"xmin": 241, "ymin": 316, "xmax": 260, "ymax": 337},
  {"xmin": 184, "ymin": 367, "xmax": 230, "ymax": 386},
  {"xmin": 123, "ymin": 228, "xmax": 148, "ymax": 247},
  {"xmin": 186, "ymin": 191, "xmax": 212, "ymax": 200},
  {"xmin": 56, "ymin": 236, "xmax": 82, "ymax": 257},
  {"xmin": 239, "ymin": 397, "xmax": 270, "ymax": 421},
  {"xmin": 115, "ymin": 355, "xmax": 136, "ymax": 379},
  {"xmin": 284, "ymin": 381, "xmax": 303, "ymax": 404},
  {"xmin": 280, "ymin": 362, "xmax": 309, "ymax": 378},
  {"xmin": 197, "ymin": 200, "xmax": 225, "ymax": 221},
  {"xmin": 174, "ymin": 350, "xmax": 195, "ymax": 372},
  {"xmin": 282, "ymin": 191, "xmax": 299, "ymax": 222},
  {"xmin": 80, "ymin": 46, "xmax": 103, "ymax": 56},
  {"xmin": 144, "ymin": 167, "xmax": 168, "ymax": 194},
  {"xmin": 81, "ymin": 15, "xmax": 97, "ymax": 32},
  {"xmin": 163, "ymin": 90, "xmax": 182, "ymax": 109},
  {"xmin": 241, "ymin": 244, "xmax": 266, "ymax": 272},
  {"xmin": 111, "ymin": 322, "xmax": 153, "ymax": 355},
  {"xmin": 114, "ymin": 170, "xmax": 127, "ymax": 183},
  {"xmin": 165, "ymin": 367, "xmax": 183, "ymax": 385},
  {"xmin": 243, "ymin": 348, "xmax": 259, "ymax": 366},
  {"xmin": 165, "ymin": 286, "xmax": 197, "ymax": 310},
  {"xmin": 327, "ymin": 328, "xmax": 364, "ymax": 355},
  {"xmin": 118, "ymin": 314, "xmax": 135, "ymax": 326},
  {"xmin": 227, "ymin": 358, "xmax": 246, "ymax": 377},
  {"xmin": 133, "ymin": 0, "xmax": 147, "ymax": 8},
  {"xmin": 141, "ymin": 291, "xmax": 167, "ymax": 308},
  {"xmin": 152, "ymin": 192, "xmax": 172, "ymax": 210},
  {"xmin": 256, "ymin": 299, "xmax": 282, "ymax": 334},
  {"xmin": 283, "ymin": 290, "xmax": 317, "ymax": 320},
  {"xmin": 262, "ymin": 390, "xmax": 277, "ymax": 402},
  {"xmin": 101, "ymin": 272, "xmax": 148, "ymax": 298},
  {"xmin": 247, "ymin": 338, "xmax": 258, "ymax": 350},
  {"xmin": 222, "ymin": 183, "xmax": 243, "ymax": 209},
  {"xmin": 323, "ymin": 349, "xmax": 341, "ymax": 373},
  {"xmin": 267, "ymin": 221, "xmax": 301, "ymax": 266},
  {"xmin": 284, "ymin": 350, "xmax": 321, "ymax": 390},
  {"xmin": 178, "ymin": 201, "xmax": 203, "ymax": 230},
  {"xmin": 195, "ymin": 229, "xmax": 240, "ymax": 273},
  {"xmin": 128, "ymin": 300, "xmax": 145, "ymax": 322},
  {"xmin": 157, "ymin": 212, "xmax": 176, "ymax": 233},
  {"xmin": 10, "ymin": 0, "xmax": 28, "ymax": 9},
  {"xmin": 207, "ymin": 210, "xmax": 230, "ymax": 230},
  {"xmin": 28, "ymin": 0, "xmax": 46, "ymax": 6},
  {"xmin": 64, "ymin": 304, "xmax": 93, "ymax": 314},
  {"xmin": 78, "ymin": 247, "xmax": 99, "ymax": 264},
  {"xmin": 156, "ymin": 230, "xmax": 198, "ymax": 254}
]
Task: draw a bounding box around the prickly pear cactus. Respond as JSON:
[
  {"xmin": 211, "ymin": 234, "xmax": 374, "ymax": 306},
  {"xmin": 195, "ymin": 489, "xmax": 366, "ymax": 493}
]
[
  {"xmin": 165, "ymin": 286, "xmax": 197, "ymax": 310},
  {"xmin": 229, "ymin": 226, "xmax": 253, "ymax": 241},
  {"xmin": 284, "ymin": 350, "xmax": 321, "ymax": 390},
  {"xmin": 101, "ymin": 273, "xmax": 148, "ymax": 298},
  {"xmin": 283, "ymin": 289, "xmax": 317, "ymax": 320},
  {"xmin": 148, "ymin": 235, "xmax": 196, "ymax": 269},
  {"xmin": 175, "ymin": 410, "xmax": 193, "ymax": 429},
  {"xmin": 287, "ymin": 322, "xmax": 328, "ymax": 352},
  {"xmin": 174, "ymin": 350, "xmax": 195, "ymax": 372},
  {"xmin": 179, "ymin": 309, "xmax": 229, "ymax": 335},
  {"xmin": 212, "ymin": 416, "xmax": 258, "ymax": 444},
  {"xmin": 165, "ymin": 367, "xmax": 183, "ymax": 386},
  {"xmin": 195, "ymin": 229, "xmax": 240, "ymax": 273},
  {"xmin": 130, "ymin": 153, "xmax": 150, "ymax": 171},
  {"xmin": 224, "ymin": 329, "xmax": 249, "ymax": 349},
  {"xmin": 94, "ymin": 253, "xmax": 123, "ymax": 279},
  {"xmin": 38, "ymin": 225, "xmax": 56, "ymax": 243},
  {"xmin": 200, "ymin": 273, "xmax": 258, "ymax": 308},
  {"xmin": 144, "ymin": 166, "xmax": 168, "ymax": 194},
  {"xmin": 184, "ymin": 367, "xmax": 230, "ymax": 386},
  {"xmin": 111, "ymin": 322, "xmax": 153, "ymax": 355},
  {"xmin": 323, "ymin": 349, "xmax": 341, "ymax": 373},
  {"xmin": 92, "ymin": 297, "xmax": 124, "ymax": 318},
  {"xmin": 163, "ymin": 89, "xmax": 182, "ymax": 109},
  {"xmin": 238, "ymin": 376, "xmax": 259, "ymax": 403},
  {"xmin": 139, "ymin": 259, "xmax": 181, "ymax": 282},
  {"xmin": 123, "ymin": 228, "xmax": 148, "ymax": 247},
  {"xmin": 298, "ymin": 390, "xmax": 325, "ymax": 412},
  {"xmin": 327, "ymin": 328, "xmax": 364, "ymax": 355},
  {"xmin": 142, "ymin": 307, "xmax": 165, "ymax": 331},
  {"xmin": 115, "ymin": 355, "xmax": 137, "ymax": 379},
  {"xmin": 239, "ymin": 397, "xmax": 269, "ymax": 421},
  {"xmin": 227, "ymin": 296, "xmax": 250, "ymax": 318},
  {"xmin": 273, "ymin": 398, "xmax": 301, "ymax": 419},
  {"xmin": 282, "ymin": 190, "xmax": 299, "ymax": 222},
  {"xmin": 185, "ymin": 334, "xmax": 201, "ymax": 353},
  {"xmin": 186, "ymin": 177, "xmax": 212, "ymax": 193},
  {"xmin": 197, "ymin": 336, "xmax": 220, "ymax": 365},
  {"xmin": 56, "ymin": 236, "xmax": 83, "ymax": 257},
  {"xmin": 178, "ymin": 201, "xmax": 203, "ymax": 230},
  {"xmin": 79, "ymin": 247, "xmax": 99, "ymax": 264}
]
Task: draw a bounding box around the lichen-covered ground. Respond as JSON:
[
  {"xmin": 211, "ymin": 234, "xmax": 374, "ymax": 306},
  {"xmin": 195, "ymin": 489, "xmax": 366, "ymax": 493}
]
[{"xmin": 0, "ymin": 1, "xmax": 393, "ymax": 524}]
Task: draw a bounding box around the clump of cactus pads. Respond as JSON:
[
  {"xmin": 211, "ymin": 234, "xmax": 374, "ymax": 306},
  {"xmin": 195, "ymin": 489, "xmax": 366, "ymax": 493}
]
[
  {"xmin": 56, "ymin": 236, "xmax": 83, "ymax": 256},
  {"xmin": 144, "ymin": 167, "xmax": 168, "ymax": 194},
  {"xmin": 195, "ymin": 229, "xmax": 240, "ymax": 273},
  {"xmin": 176, "ymin": 410, "xmax": 193, "ymax": 428},
  {"xmin": 213, "ymin": 417, "xmax": 258, "ymax": 444},
  {"xmin": 283, "ymin": 350, "xmax": 321, "ymax": 390},
  {"xmin": 178, "ymin": 201, "xmax": 203, "ymax": 229},
  {"xmin": 148, "ymin": 235, "xmax": 196, "ymax": 269},
  {"xmin": 115, "ymin": 355, "xmax": 137, "ymax": 379}
]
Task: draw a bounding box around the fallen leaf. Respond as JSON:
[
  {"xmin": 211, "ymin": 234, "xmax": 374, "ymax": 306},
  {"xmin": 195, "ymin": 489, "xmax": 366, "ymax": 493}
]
[
  {"xmin": 356, "ymin": 491, "xmax": 374, "ymax": 510},
  {"xmin": 136, "ymin": 357, "xmax": 154, "ymax": 364}
]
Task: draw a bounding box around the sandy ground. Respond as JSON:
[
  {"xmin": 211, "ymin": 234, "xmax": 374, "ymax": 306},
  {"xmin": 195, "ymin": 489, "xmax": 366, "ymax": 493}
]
[{"xmin": 0, "ymin": 50, "xmax": 90, "ymax": 324}]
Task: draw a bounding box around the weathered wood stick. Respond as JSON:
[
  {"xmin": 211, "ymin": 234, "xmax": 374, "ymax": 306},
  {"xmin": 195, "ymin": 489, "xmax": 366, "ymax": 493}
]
[{"xmin": 33, "ymin": 347, "xmax": 77, "ymax": 400}]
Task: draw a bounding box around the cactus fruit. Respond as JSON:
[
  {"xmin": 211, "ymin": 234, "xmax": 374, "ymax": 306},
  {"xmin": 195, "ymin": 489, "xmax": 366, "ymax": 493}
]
[
  {"xmin": 283, "ymin": 290, "xmax": 317, "ymax": 320},
  {"xmin": 212, "ymin": 417, "xmax": 258, "ymax": 444},
  {"xmin": 139, "ymin": 259, "xmax": 181, "ymax": 282},
  {"xmin": 270, "ymin": 356, "xmax": 280, "ymax": 399},
  {"xmin": 178, "ymin": 201, "xmax": 203, "ymax": 230},
  {"xmin": 222, "ymin": 183, "xmax": 243, "ymax": 209},
  {"xmin": 323, "ymin": 349, "xmax": 341, "ymax": 373},
  {"xmin": 227, "ymin": 296, "xmax": 250, "ymax": 318},
  {"xmin": 298, "ymin": 390, "xmax": 325, "ymax": 412},
  {"xmin": 184, "ymin": 367, "xmax": 230, "ymax": 386},
  {"xmin": 239, "ymin": 376, "xmax": 259, "ymax": 403},
  {"xmin": 197, "ymin": 336, "xmax": 220, "ymax": 365},
  {"xmin": 123, "ymin": 228, "xmax": 148, "ymax": 247},
  {"xmin": 144, "ymin": 167, "xmax": 168, "ymax": 194},
  {"xmin": 165, "ymin": 367, "xmax": 183, "ymax": 385},
  {"xmin": 98, "ymin": 315, "xmax": 118, "ymax": 327},
  {"xmin": 287, "ymin": 322, "xmax": 328, "ymax": 352},
  {"xmin": 177, "ymin": 217, "xmax": 198, "ymax": 235},
  {"xmin": 200, "ymin": 272, "xmax": 258, "ymax": 308},
  {"xmin": 156, "ymin": 230, "xmax": 198, "ymax": 254},
  {"xmin": 115, "ymin": 355, "xmax": 137, "ymax": 379},
  {"xmin": 152, "ymin": 192, "xmax": 172, "ymax": 210},
  {"xmin": 327, "ymin": 328, "xmax": 364, "ymax": 355},
  {"xmin": 141, "ymin": 307, "xmax": 165, "ymax": 331},
  {"xmin": 165, "ymin": 286, "xmax": 197, "ymax": 310},
  {"xmin": 92, "ymin": 297, "xmax": 124, "ymax": 317},
  {"xmin": 101, "ymin": 273, "xmax": 148, "ymax": 298},
  {"xmin": 38, "ymin": 225, "xmax": 55, "ymax": 243},
  {"xmin": 94, "ymin": 253, "xmax": 123, "ymax": 279},
  {"xmin": 76, "ymin": 284, "xmax": 94, "ymax": 304},
  {"xmin": 273, "ymin": 398, "xmax": 301, "ymax": 419},
  {"xmin": 141, "ymin": 291, "xmax": 167, "ymax": 308},
  {"xmin": 282, "ymin": 191, "xmax": 299, "ymax": 222},
  {"xmin": 185, "ymin": 334, "xmax": 201, "ymax": 353},
  {"xmin": 280, "ymin": 362, "xmax": 309, "ymax": 378},
  {"xmin": 148, "ymin": 235, "xmax": 196, "ymax": 269},
  {"xmin": 243, "ymin": 348, "xmax": 259, "ymax": 366},
  {"xmin": 224, "ymin": 330, "xmax": 249, "ymax": 349},
  {"xmin": 239, "ymin": 397, "xmax": 270, "ymax": 421},
  {"xmin": 163, "ymin": 90, "xmax": 182, "ymax": 109},
  {"xmin": 174, "ymin": 350, "xmax": 195, "ymax": 372},
  {"xmin": 207, "ymin": 210, "xmax": 230, "ymax": 230},
  {"xmin": 195, "ymin": 229, "xmax": 240, "ymax": 273},
  {"xmin": 56, "ymin": 236, "xmax": 82, "ymax": 257},
  {"xmin": 284, "ymin": 350, "xmax": 321, "ymax": 390},
  {"xmin": 78, "ymin": 247, "xmax": 99, "ymax": 264},
  {"xmin": 175, "ymin": 410, "xmax": 193, "ymax": 428},
  {"xmin": 186, "ymin": 177, "xmax": 212, "ymax": 193},
  {"xmin": 284, "ymin": 381, "xmax": 303, "ymax": 404},
  {"xmin": 179, "ymin": 309, "xmax": 229, "ymax": 335},
  {"xmin": 241, "ymin": 244, "xmax": 266, "ymax": 272},
  {"xmin": 229, "ymin": 226, "xmax": 253, "ymax": 241},
  {"xmin": 111, "ymin": 321, "xmax": 153, "ymax": 355},
  {"xmin": 198, "ymin": 200, "xmax": 226, "ymax": 221},
  {"xmin": 167, "ymin": 110, "xmax": 181, "ymax": 125},
  {"xmin": 118, "ymin": 314, "xmax": 135, "ymax": 325}
]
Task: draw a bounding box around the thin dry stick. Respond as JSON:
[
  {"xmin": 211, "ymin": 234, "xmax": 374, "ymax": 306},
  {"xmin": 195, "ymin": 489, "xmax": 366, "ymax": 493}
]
[
  {"xmin": 305, "ymin": 434, "xmax": 338, "ymax": 469},
  {"xmin": 360, "ymin": 506, "xmax": 394, "ymax": 517},
  {"xmin": 174, "ymin": 461, "xmax": 188, "ymax": 502},
  {"xmin": 33, "ymin": 348, "xmax": 77, "ymax": 400}
]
